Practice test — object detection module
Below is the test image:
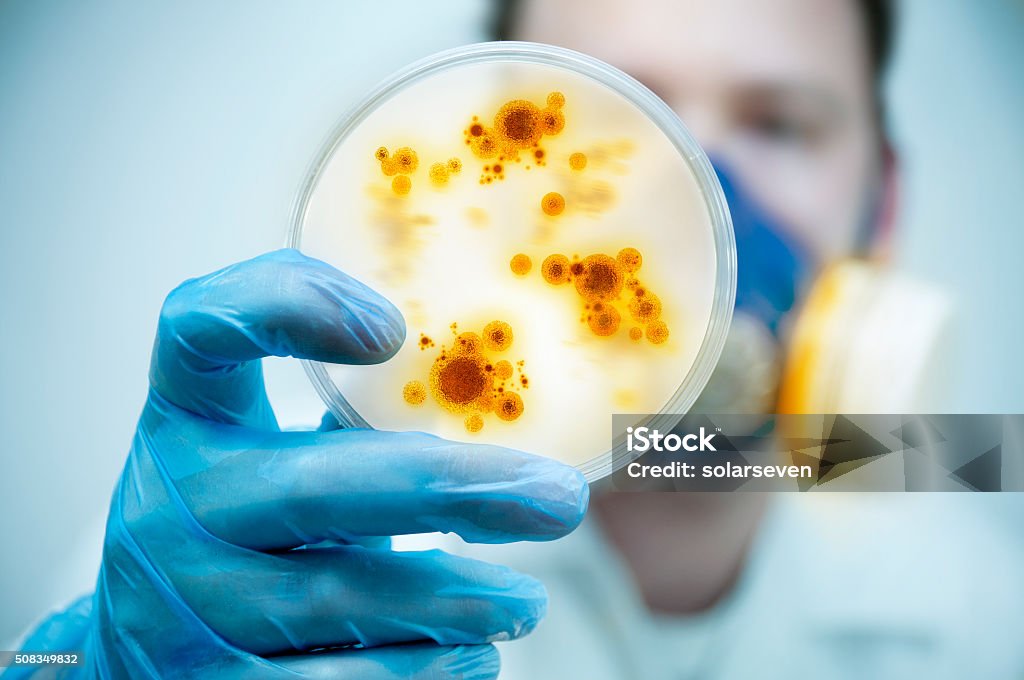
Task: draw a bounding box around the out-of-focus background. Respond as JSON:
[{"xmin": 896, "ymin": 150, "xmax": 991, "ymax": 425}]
[{"xmin": 1, "ymin": 0, "xmax": 1022, "ymax": 647}]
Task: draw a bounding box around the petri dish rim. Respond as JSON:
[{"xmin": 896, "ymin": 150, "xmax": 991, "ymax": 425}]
[{"xmin": 287, "ymin": 41, "xmax": 736, "ymax": 481}]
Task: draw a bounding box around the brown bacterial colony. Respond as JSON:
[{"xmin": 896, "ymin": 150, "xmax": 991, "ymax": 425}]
[
  {"xmin": 482, "ymin": 320, "xmax": 514, "ymax": 351},
  {"xmin": 541, "ymin": 254, "xmax": 571, "ymax": 284},
  {"xmin": 402, "ymin": 321, "xmax": 528, "ymax": 432},
  {"xmin": 519, "ymin": 247, "xmax": 671, "ymax": 344},
  {"xmin": 587, "ymin": 302, "xmax": 621, "ymax": 336},
  {"xmin": 464, "ymin": 92, "xmax": 567, "ymax": 183}
]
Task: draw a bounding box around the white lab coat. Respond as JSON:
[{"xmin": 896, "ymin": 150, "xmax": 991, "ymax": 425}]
[{"xmin": 422, "ymin": 493, "xmax": 1024, "ymax": 679}]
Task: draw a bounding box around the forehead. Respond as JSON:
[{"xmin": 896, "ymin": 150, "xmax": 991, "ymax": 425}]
[{"xmin": 516, "ymin": 0, "xmax": 871, "ymax": 99}]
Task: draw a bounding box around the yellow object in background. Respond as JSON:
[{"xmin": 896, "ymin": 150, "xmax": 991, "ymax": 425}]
[{"xmin": 779, "ymin": 260, "xmax": 952, "ymax": 414}]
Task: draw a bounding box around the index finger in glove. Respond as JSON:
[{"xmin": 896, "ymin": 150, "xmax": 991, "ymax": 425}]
[{"xmin": 150, "ymin": 248, "xmax": 405, "ymax": 428}]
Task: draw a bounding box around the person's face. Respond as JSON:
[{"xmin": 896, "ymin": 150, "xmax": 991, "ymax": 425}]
[{"xmin": 513, "ymin": 0, "xmax": 885, "ymax": 266}]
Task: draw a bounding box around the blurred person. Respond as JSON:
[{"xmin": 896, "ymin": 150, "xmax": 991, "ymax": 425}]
[
  {"xmin": 457, "ymin": 0, "xmax": 1024, "ymax": 678},
  {"xmin": 8, "ymin": 1, "xmax": 1024, "ymax": 679}
]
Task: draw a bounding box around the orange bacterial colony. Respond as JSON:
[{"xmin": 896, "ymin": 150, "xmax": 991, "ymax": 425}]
[
  {"xmin": 525, "ymin": 247, "xmax": 670, "ymax": 343},
  {"xmin": 402, "ymin": 321, "xmax": 528, "ymax": 432},
  {"xmin": 462, "ymin": 92, "xmax": 567, "ymax": 184},
  {"xmin": 375, "ymin": 146, "xmax": 461, "ymax": 195},
  {"xmin": 541, "ymin": 192, "xmax": 565, "ymax": 216},
  {"xmin": 509, "ymin": 253, "xmax": 532, "ymax": 276},
  {"xmin": 375, "ymin": 93, "xmax": 566, "ymax": 194}
]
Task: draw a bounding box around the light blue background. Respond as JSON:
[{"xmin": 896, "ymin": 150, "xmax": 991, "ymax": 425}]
[{"xmin": 1, "ymin": 0, "xmax": 1022, "ymax": 646}]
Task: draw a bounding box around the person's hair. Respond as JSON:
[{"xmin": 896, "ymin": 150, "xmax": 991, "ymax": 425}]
[{"xmin": 492, "ymin": 0, "xmax": 895, "ymax": 126}]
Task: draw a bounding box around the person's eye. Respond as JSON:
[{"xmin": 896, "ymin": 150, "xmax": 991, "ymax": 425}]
[
  {"xmin": 733, "ymin": 101, "xmax": 827, "ymax": 148},
  {"xmin": 749, "ymin": 113, "xmax": 804, "ymax": 140},
  {"xmin": 741, "ymin": 110, "xmax": 821, "ymax": 145}
]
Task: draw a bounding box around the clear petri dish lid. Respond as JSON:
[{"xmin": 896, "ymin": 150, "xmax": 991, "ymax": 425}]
[{"xmin": 289, "ymin": 41, "xmax": 735, "ymax": 481}]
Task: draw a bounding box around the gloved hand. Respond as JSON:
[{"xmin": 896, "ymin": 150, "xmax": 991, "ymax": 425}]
[{"xmin": 8, "ymin": 249, "xmax": 589, "ymax": 679}]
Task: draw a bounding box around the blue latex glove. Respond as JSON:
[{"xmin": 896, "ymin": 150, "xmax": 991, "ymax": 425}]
[
  {"xmin": 8, "ymin": 249, "xmax": 589, "ymax": 679},
  {"xmin": 714, "ymin": 163, "xmax": 811, "ymax": 335}
]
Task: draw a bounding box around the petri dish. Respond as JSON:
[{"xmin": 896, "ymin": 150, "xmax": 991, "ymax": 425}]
[{"xmin": 289, "ymin": 42, "xmax": 735, "ymax": 481}]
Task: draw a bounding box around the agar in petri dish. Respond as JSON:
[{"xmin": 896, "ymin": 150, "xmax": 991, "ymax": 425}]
[{"xmin": 290, "ymin": 42, "xmax": 735, "ymax": 480}]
